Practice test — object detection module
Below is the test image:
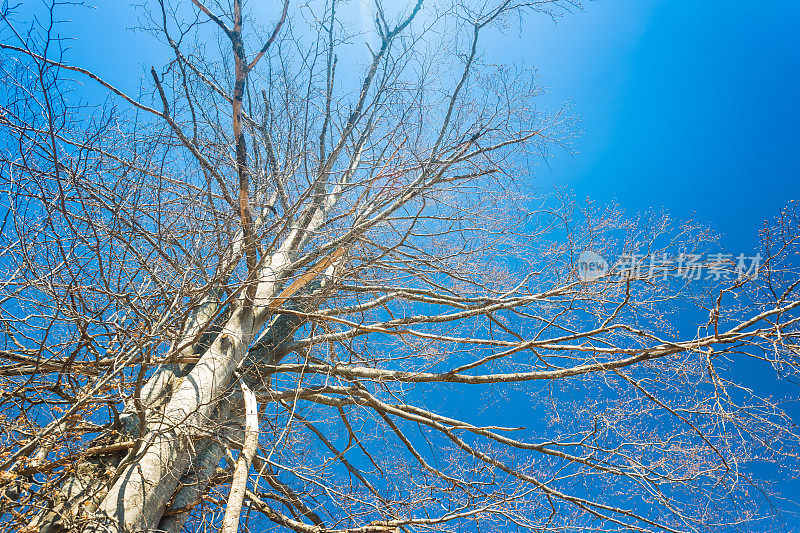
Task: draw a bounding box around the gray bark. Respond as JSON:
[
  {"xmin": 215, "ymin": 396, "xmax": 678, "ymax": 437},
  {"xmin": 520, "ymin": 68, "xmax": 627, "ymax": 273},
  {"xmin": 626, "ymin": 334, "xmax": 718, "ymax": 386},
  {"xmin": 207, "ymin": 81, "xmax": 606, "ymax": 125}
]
[{"xmin": 220, "ymin": 380, "xmax": 258, "ymax": 533}]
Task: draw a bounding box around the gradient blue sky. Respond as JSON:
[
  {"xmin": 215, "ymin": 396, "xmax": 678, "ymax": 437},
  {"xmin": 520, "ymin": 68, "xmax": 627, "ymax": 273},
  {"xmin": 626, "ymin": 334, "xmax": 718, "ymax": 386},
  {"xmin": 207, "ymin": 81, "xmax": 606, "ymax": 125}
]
[
  {"xmin": 516, "ymin": 2, "xmax": 800, "ymax": 514},
  {"xmin": 513, "ymin": 0, "xmax": 800, "ymax": 250},
  {"xmin": 61, "ymin": 0, "xmax": 800, "ymax": 250}
]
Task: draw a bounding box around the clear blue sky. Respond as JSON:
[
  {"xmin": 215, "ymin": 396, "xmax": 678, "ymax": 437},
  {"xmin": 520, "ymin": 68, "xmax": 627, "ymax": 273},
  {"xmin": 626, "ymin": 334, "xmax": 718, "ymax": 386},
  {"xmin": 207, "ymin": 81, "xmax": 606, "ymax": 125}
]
[{"xmin": 504, "ymin": 0, "xmax": 800, "ymax": 251}]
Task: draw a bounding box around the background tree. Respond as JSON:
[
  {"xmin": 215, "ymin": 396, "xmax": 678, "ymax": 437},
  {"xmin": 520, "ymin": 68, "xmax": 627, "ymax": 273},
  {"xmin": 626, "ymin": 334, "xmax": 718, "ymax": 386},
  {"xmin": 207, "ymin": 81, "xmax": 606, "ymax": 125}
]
[{"xmin": 0, "ymin": 1, "xmax": 799, "ymax": 532}]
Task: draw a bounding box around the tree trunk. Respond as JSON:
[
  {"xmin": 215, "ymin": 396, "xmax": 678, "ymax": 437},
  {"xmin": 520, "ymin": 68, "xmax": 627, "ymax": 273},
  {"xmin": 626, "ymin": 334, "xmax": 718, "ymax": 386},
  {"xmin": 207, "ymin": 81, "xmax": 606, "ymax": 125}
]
[{"xmin": 220, "ymin": 380, "xmax": 258, "ymax": 533}]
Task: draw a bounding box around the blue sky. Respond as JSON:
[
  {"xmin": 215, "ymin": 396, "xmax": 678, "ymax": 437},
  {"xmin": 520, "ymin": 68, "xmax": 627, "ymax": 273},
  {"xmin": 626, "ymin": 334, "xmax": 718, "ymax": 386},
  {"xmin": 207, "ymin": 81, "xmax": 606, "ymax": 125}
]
[
  {"xmin": 512, "ymin": 1, "xmax": 800, "ymax": 516},
  {"xmin": 58, "ymin": 0, "xmax": 800, "ymax": 251},
  {"xmin": 509, "ymin": 0, "xmax": 800, "ymax": 250}
]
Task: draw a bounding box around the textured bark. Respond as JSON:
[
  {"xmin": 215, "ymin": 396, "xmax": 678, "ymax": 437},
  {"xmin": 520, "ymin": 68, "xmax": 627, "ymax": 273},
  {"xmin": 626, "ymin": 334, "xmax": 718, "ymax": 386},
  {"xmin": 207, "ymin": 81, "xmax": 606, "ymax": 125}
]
[
  {"xmin": 83, "ymin": 307, "xmax": 255, "ymax": 533},
  {"xmin": 73, "ymin": 233, "xmax": 309, "ymax": 532},
  {"xmin": 157, "ymin": 400, "xmax": 237, "ymax": 533},
  {"xmin": 220, "ymin": 381, "xmax": 258, "ymax": 533},
  {"xmin": 156, "ymin": 440, "xmax": 225, "ymax": 533}
]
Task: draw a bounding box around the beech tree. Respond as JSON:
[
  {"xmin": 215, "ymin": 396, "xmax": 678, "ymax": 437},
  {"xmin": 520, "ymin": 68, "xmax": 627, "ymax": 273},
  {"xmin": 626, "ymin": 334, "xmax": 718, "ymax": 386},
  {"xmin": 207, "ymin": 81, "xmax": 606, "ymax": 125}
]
[{"xmin": 1, "ymin": 1, "xmax": 799, "ymax": 532}]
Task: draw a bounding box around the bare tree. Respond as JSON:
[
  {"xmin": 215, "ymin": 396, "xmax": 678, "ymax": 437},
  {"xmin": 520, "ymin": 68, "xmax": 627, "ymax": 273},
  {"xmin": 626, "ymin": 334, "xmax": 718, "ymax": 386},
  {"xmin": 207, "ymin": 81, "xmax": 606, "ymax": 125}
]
[{"xmin": 0, "ymin": 1, "xmax": 799, "ymax": 532}]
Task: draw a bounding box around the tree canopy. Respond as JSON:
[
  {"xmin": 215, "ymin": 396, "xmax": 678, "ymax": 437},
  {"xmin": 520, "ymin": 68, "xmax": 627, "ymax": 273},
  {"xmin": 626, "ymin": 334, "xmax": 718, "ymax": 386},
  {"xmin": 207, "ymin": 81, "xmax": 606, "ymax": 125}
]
[{"xmin": 0, "ymin": 1, "xmax": 799, "ymax": 532}]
